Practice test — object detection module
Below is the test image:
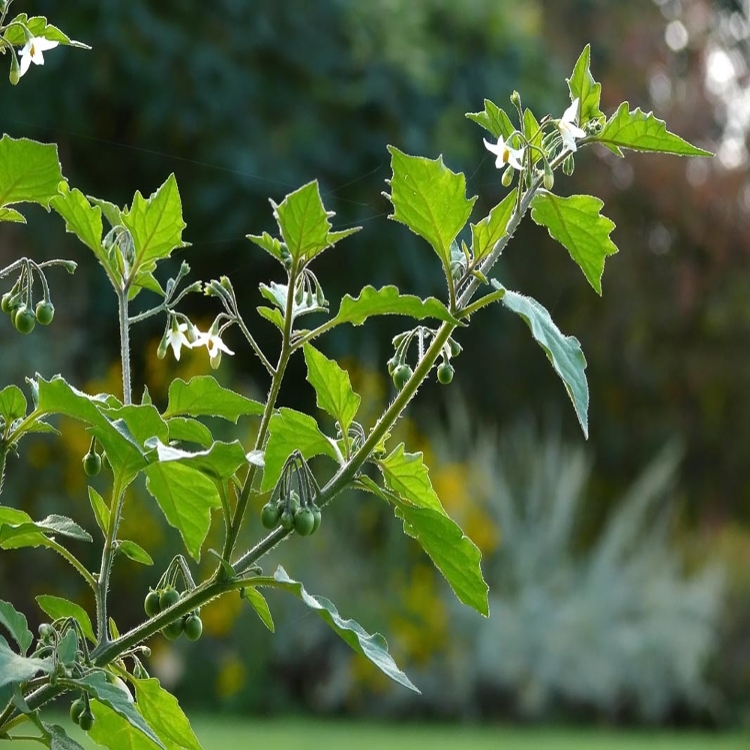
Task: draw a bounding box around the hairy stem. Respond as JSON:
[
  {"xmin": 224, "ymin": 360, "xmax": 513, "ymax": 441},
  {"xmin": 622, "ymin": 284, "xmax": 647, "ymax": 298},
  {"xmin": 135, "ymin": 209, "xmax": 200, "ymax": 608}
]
[{"xmin": 117, "ymin": 287, "xmax": 132, "ymax": 406}]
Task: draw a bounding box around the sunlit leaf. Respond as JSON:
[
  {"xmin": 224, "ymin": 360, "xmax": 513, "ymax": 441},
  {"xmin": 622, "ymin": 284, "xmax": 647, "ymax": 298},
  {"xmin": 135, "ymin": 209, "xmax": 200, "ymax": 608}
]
[
  {"xmin": 597, "ymin": 103, "xmax": 712, "ymax": 157},
  {"xmin": 75, "ymin": 672, "xmax": 165, "ymax": 749},
  {"xmin": 567, "ymin": 44, "xmax": 604, "ymax": 124},
  {"xmin": 361, "ymin": 477, "xmax": 489, "ymax": 617},
  {"xmin": 260, "ymin": 408, "xmax": 339, "ymax": 492},
  {"xmin": 50, "ymin": 184, "xmax": 104, "ymax": 256},
  {"xmin": 241, "ymin": 588, "xmax": 275, "ymax": 633},
  {"xmin": 117, "ymin": 540, "xmax": 154, "ymax": 567},
  {"xmin": 465, "ymin": 99, "xmax": 515, "ymax": 139},
  {"xmin": 122, "ymin": 174, "xmax": 188, "ymax": 269},
  {"xmin": 386, "ymin": 147, "xmax": 476, "ymax": 270},
  {"xmin": 379, "ymin": 444, "xmax": 447, "ymax": 516},
  {"xmin": 470, "ymin": 189, "xmax": 516, "ymax": 262},
  {"xmin": 164, "ymin": 376, "xmax": 263, "ymax": 422},
  {"xmin": 0, "ymin": 136, "xmax": 64, "ymax": 209},
  {"xmin": 303, "ymin": 345, "xmax": 360, "ymax": 434},
  {"xmin": 530, "ymin": 192, "xmax": 618, "ymax": 295},
  {"xmin": 2, "ymin": 14, "xmax": 89, "ymax": 47},
  {"xmin": 0, "ymin": 385, "xmax": 26, "ymax": 423},
  {"xmin": 133, "ymin": 678, "xmax": 202, "ymax": 750},
  {"xmin": 145, "ymin": 438, "xmax": 247, "ymax": 482},
  {"xmin": 144, "ymin": 462, "xmax": 222, "ymax": 561}
]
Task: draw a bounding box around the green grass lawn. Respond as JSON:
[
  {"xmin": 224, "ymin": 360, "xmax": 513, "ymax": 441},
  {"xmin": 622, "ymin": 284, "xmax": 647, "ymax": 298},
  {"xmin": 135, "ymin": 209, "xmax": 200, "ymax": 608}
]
[{"xmin": 7, "ymin": 716, "xmax": 749, "ymax": 749}]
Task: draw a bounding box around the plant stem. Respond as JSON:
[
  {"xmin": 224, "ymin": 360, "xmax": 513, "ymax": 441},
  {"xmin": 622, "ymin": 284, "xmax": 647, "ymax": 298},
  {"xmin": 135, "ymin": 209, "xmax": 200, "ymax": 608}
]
[
  {"xmin": 117, "ymin": 286, "xmax": 132, "ymax": 406},
  {"xmin": 94, "ymin": 483, "xmax": 126, "ymax": 645}
]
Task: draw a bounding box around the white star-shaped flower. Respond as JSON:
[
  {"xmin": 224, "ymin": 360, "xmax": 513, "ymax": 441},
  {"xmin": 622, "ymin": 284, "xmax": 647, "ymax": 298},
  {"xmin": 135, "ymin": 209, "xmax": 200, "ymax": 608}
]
[
  {"xmin": 194, "ymin": 330, "xmax": 234, "ymax": 360},
  {"xmin": 18, "ymin": 36, "xmax": 59, "ymax": 78},
  {"xmin": 558, "ymin": 98, "xmax": 587, "ymax": 153},
  {"xmin": 165, "ymin": 322, "xmax": 193, "ymax": 361},
  {"xmin": 483, "ymin": 135, "xmax": 525, "ymax": 171}
]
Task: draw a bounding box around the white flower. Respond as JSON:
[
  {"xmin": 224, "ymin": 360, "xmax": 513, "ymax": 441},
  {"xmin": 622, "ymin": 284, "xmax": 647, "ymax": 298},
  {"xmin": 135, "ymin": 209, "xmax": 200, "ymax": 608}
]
[
  {"xmin": 483, "ymin": 135, "xmax": 525, "ymax": 171},
  {"xmin": 18, "ymin": 36, "xmax": 59, "ymax": 78},
  {"xmin": 193, "ymin": 330, "xmax": 234, "ymax": 360},
  {"xmin": 164, "ymin": 323, "xmax": 193, "ymax": 361},
  {"xmin": 558, "ymin": 98, "xmax": 587, "ymax": 153}
]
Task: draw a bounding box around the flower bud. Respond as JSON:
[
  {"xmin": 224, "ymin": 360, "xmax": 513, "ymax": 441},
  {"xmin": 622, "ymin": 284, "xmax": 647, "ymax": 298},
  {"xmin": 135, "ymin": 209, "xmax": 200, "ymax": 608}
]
[
  {"xmin": 543, "ymin": 161, "xmax": 554, "ymax": 190},
  {"xmin": 9, "ymin": 55, "xmax": 20, "ymax": 86},
  {"xmin": 501, "ymin": 167, "xmax": 514, "ymax": 187},
  {"xmin": 156, "ymin": 335, "xmax": 169, "ymax": 360}
]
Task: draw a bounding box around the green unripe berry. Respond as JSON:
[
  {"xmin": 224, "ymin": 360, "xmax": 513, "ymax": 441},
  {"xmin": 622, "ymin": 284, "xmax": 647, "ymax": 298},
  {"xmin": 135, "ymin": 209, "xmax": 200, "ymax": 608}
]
[
  {"xmin": 13, "ymin": 305, "xmax": 36, "ymax": 334},
  {"xmin": 260, "ymin": 501, "xmax": 281, "ymax": 529},
  {"xmin": 78, "ymin": 709, "xmax": 95, "ymax": 732},
  {"xmin": 392, "ymin": 364, "xmax": 413, "ymax": 390},
  {"xmin": 311, "ymin": 504, "xmax": 322, "ymax": 534},
  {"xmin": 280, "ymin": 509, "xmax": 295, "ymax": 531},
  {"xmin": 1, "ymin": 292, "xmax": 16, "ymax": 315},
  {"xmin": 163, "ymin": 617, "xmax": 184, "ymax": 641},
  {"xmin": 70, "ymin": 698, "xmax": 85, "ymax": 725},
  {"xmin": 35, "ymin": 300, "xmax": 55, "ymax": 325},
  {"xmin": 184, "ymin": 614, "xmax": 203, "ymax": 641},
  {"xmin": 293, "ymin": 506, "xmax": 315, "ymax": 536},
  {"xmin": 159, "ymin": 587, "xmax": 180, "ymax": 610},
  {"xmin": 38, "ymin": 622, "xmax": 54, "ymax": 640},
  {"xmin": 437, "ymin": 362, "xmax": 454, "ymax": 385},
  {"xmin": 82, "ymin": 451, "xmax": 102, "ymax": 477},
  {"xmin": 144, "ymin": 590, "xmax": 161, "ymax": 617}
]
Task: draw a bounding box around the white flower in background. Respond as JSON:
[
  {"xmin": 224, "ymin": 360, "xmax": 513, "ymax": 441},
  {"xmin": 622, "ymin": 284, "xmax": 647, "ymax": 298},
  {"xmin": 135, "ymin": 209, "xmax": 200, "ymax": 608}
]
[
  {"xmin": 557, "ymin": 98, "xmax": 587, "ymax": 153},
  {"xmin": 483, "ymin": 135, "xmax": 525, "ymax": 171},
  {"xmin": 18, "ymin": 36, "xmax": 59, "ymax": 78},
  {"xmin": 164, "ymin": 322, "xmax": 193, "ymax": 361}
]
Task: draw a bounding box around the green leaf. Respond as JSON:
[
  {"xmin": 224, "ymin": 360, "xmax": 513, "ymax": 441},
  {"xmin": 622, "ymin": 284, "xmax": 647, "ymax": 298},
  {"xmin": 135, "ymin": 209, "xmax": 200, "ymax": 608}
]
[
  {"xmin": 88, "ymin": 701, "xmax": 154, "ymax": 750},
  {"xmin": 133, "ymin": 678, "xmax": 202, "ymax": 750},
  {"xmin": 567, "ymin": 44, "xmax": 604, "ymax": 124},
  {"xmin": 271, "ymin": 180, "xmax": 357, "ymax": 264},
  {"xmin": 361, "ymin": 477, "xmax": 489, "ymax": 617},
  {"xmin": 246, "ymin": 230, "xmax": 286, "ymax": 263},
  {"xmin": 0, "ymin": 136, "xmax": 65, "ymax": 209},
  {"xmin": 118, "ymin": 540, "xmax": 154, "ymax": 566},
  {"xmin": 270, "ymin": 566, "xmax": 419, "ymax": 693},
  {"xmin": 121, "ymin": 174, "xmax": 188, "ymax": 270},
  {"xmin": 494, "ymin": 283, "xmax": 589, "ymax": 438},
  {"xmin": 0, "ymin": 514, "xmax": 92, "ymax": 549},
  {"xmin": 103, "ymin": 404, "xmax": 169, "ymax": 448},
  {"xmin": 260, "ymin": 408, "xmax": 339, "ymax": 492},
  {"xmin": 259, "ymin": 281, "xmax": 325, "ymax": 320},
  {"xmin": 470, "ymin": 189, "xmax": 517, "ymax": 263},
  {"xmin": 328, "ymin": 285, "xmax": 460, "ymax": 330},
  {"xmin": 144, "ymin": 462, "xmax": 222, "ymax": 561},
  {"xmin": 0, "ymin": 600, "xmax": 33, "ymax": 655},
  {"xmin": 75, "ymin": 672, "xmax": 166, "ymax": 749},
  {"xmin": 0, "ymin": 636, "xmax": 51, "ymax": 689},
  {"xmin": 145, "ymin": 438, "xmax": 247, "ymax": 482},
  {"xmin": 241, "ymin": 588, "xmax": 275, "ymax": 632},
  {"xmin": 42, "ymin": 722, "xmax": 87, "ymax": 750},
  {"xmin": 386, "ymin": 147, "xmax": 477, "ymax": 270},
  {"xmin": 597, "ymin": 103, "xmax": 712, "ymax": 157},
  {"xmin": 0, "ymin": 207, "xmax": 26, "ymax": 223},
  {"xmin": 523, "ymin": 108, "xmax": 543, "ymax": 164},
  {"xmin": 88, "ymin": 486, "xmax": 111, "ymax": 538},
  {"xmin": 33, "ymin": 375, "xmax": 146, "ymax": 485},
  {"xmin": 530, "ymin": 192, "xmax": 618, "ymax": 295},
  {"xmin": 50, "ymin": 184, "xmax": 104, "ymax": 255},
  {"xmin": 256, "ymin": 306, "xmax": 285, "ymax": 331},
  {"xmin": 0, "ymin": 385, "xmax": 26, "ymax": 422},
  {"xmin": 2, "ymin": 15, "xmax": 90, "ymax": 47},
  {"xmin": 303, "ymin": 345, "xmax": 360, "ymax": 435},
  {"xmin": 166, "ymin": 417, "xmax": 213, "ymax": 448},
  {"xmin": 164, "ymin": 376, "xmax": 263, "ymax": 422},
  {"xmin": 379, "ymin": 444, "xmax": 447, "ymax": 516},
  {"xmin": 465, "ymin": 100, "xmax": 515, "ymax": 139},
  {"xmin": 89, "ymin": 196, "xmax": 123, "ymax": 228},
  {"xmin": 35, "ymin": 595, "xmax": 95, "ymax": 643}
]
